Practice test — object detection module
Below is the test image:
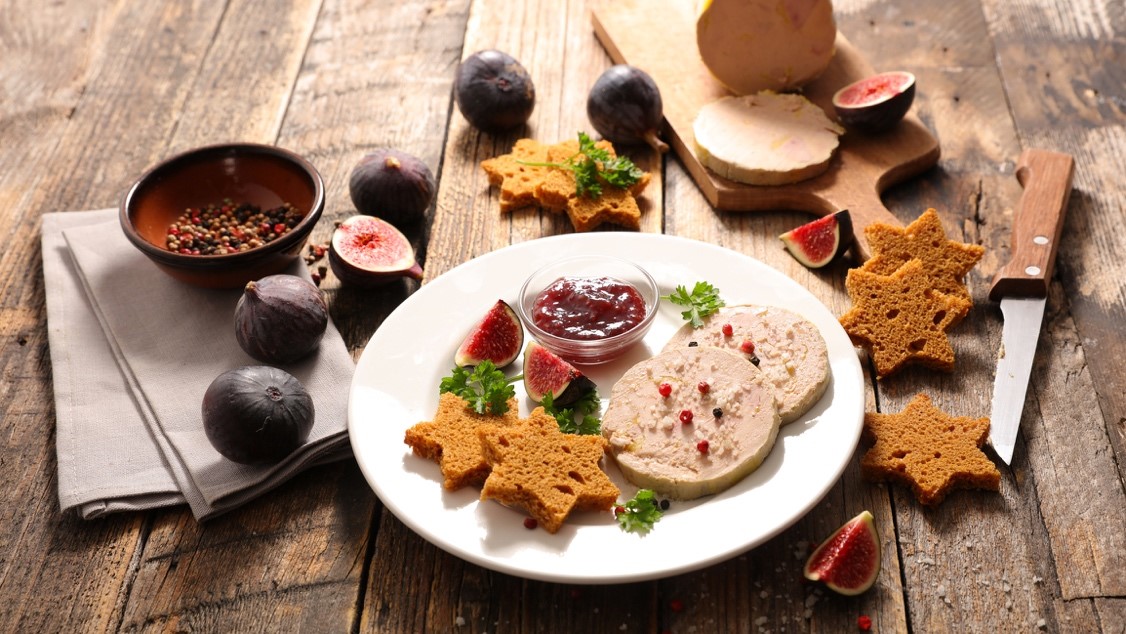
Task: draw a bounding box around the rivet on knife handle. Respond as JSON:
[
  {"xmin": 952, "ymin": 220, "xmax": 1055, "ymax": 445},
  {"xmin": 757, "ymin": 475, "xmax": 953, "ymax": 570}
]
[{"xmin": 988, "ymin": 149, "xmax": 1075, "ymax": 301}]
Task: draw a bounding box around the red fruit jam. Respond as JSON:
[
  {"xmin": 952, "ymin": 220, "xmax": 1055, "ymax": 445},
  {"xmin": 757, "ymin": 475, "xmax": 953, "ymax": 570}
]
[{"xmin": 531, "ymin": 276, "xmax": 647, "ymax": 341}]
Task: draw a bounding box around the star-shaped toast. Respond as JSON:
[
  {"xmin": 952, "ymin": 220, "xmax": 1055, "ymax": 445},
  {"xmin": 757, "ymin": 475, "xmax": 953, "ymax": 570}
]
[
  {"xmin": 839, "ymin": 259, "xmax": 972, "ymax": 378},
  {"xmin": 403, "ymin": 391, "xmax": 520, "ymax": 490},
  {"xmin": 480, "ymin": 138, "xmax": 551, "ymax": 212},
  {"xmin": 861, "ymin": 393, "xmax": 1000, "ymax": 505},
  {"xmin": 861, "ymin": 208, "xmax": 985, "ymax": 304},
  {"xmin": 478, "ymin": 407, "xmax": 619, "ymax": 533}
]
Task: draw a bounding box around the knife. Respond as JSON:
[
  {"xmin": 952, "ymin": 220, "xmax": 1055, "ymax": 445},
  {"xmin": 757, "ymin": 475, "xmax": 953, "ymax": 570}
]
[{"xmin": 988, "ymin": 149, "xmax": 1075, "ymax": 465}]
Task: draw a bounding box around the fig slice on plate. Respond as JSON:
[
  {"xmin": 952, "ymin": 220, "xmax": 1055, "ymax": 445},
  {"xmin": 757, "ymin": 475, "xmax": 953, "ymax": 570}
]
[
  {"xmin": 522, "ymin": 341, "xmax": 595, "ymax": 407},
  {"xmin": 454, "ymin": 299, "xmax": 524, "ymax": 369},
  {"xmin": 832, "ymin": 71, "xmax": 916, "ymax": 133},
  {"xmin": 779, "ymin": 209, "xmax": 854, "ymax": 268},
  {"xmin": 328, "ymin": 215, "xmax": 423, "ymax": 287},
  {"xmin": 803, "ymin": 510, "xmax": 881, "ymax": 596}
]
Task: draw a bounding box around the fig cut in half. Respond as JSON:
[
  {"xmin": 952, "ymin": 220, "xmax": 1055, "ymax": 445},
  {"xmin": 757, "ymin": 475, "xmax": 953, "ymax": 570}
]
[
  {"xmin": 522, "ymin": 340, "xmax": 595, "ymax": 407},
  {"xmin": 779, "ymin": 209, "xmax": 854, "ymax": 268},
  {"xmin": 329, "ymin": 215, "xmax": 423, "ymax": 287},
  {"xmin": 454, "ymin": 299, "xmax": 525, "ymax": 369},
  {"xmin": 803, "ymin": 510, "xmax": 881, "ymax": 596},
  {"xmin": 832, "ymin": 71, "xmax": 916, "ymax": 133}
]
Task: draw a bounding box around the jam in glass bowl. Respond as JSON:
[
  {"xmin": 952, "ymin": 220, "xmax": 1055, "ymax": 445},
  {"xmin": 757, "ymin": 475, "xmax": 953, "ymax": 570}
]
[{"xmin": 517, "ymin": 255, "xmax": 659, "ymax": 364}]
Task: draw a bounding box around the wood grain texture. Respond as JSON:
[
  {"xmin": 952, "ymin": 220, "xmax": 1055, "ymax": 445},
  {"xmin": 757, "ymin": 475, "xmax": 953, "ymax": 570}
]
[
  {"xmin": 0, "ymin": 0, "xmax": 1123, "ymax": 631},
  {"xmin": 592, "ymin": 0, "xmax": 943, "ymax": 260}
]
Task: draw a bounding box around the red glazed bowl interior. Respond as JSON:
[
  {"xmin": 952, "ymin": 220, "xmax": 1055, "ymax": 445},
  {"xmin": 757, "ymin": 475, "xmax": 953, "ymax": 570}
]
[{"xmin": 120, "ymin": 143, "xmax": 324, "ymax": 289}]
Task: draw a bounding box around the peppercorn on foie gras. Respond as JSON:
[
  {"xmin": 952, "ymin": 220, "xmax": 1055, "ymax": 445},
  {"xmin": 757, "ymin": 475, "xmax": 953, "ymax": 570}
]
[{"xmin": 601, "ymin": 347, "xmax": 781, "ymax": 500}]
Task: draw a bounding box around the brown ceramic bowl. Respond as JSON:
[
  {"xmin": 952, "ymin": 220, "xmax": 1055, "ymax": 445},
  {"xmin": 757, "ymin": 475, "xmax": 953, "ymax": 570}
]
[{"xmin": 120, "ymin": 143, "xmax": 325, "ymax": 288}]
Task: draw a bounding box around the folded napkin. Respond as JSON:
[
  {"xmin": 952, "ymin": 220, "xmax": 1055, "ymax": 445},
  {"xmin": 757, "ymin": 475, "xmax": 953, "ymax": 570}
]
[{"xmin": 42, "ymin": 209, "xmax": 355, "ymax": 520}]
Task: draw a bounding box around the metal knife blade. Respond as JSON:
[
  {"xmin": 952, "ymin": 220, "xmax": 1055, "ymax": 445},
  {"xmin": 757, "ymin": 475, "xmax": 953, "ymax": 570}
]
[{"xmin": 988, "ymin": 149, "xmax": 1075, "ymax": 465}]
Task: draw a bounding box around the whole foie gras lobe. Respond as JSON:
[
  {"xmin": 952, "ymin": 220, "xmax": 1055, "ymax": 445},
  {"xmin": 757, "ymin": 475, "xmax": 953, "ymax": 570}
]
[
  {"xmin": 663, "ymin": 305, "xmax": 830, "ymax": 424},
  {"xmin": 601, "ymin": 347, "xmax": 780, "ymax": 500}
]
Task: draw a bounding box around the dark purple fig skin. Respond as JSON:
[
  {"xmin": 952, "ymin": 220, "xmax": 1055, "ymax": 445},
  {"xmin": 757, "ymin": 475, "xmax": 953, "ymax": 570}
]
[
  {"xmin": 454, "ymin": 50, "xmax": 536, "ymax": 132},
  {"xmin": 587, "ymin": 65, "xmax": 668, "ymax": 153},
  {"xmin": 235, "ymin": 274, "xmax": 328, "ymax": 364},
  {"xmin": 202, "ymin": 365, "xmax": 315, "ymax": 465},
  {"xmin": 348, "ymin": 148, "xmax": 435, "ymax": 228}
]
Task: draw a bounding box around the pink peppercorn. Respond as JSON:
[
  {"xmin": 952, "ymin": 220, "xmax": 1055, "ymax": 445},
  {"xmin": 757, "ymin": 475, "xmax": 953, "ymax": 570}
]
[
  {"xmin": 697, "ymin": 440, "xmax": 709, "ymax": 454},
  {"xmin": 740, "ymin": 339, "xmax": 756, "ymax": 355},
  {"xmin": 721, "ymin": 323, "xmax": 733, "ymax": 337},
  {"xmin": 658, "ymin": 382, "xmax": 672, "ymax": 398},
  {"xmin": 523, "ymin": 517, "xmax": 538, "ymax": 530},
  {"xmin": 679, "ymin": 410, "xmax": 693, "ymax": 424},
  {"xmin": 857, "ymin": 615, "xmax": 872, "ymax": 630},
  {"xmin": 697, "ymin": 381, "xmax": 710, "ymax": 394}
]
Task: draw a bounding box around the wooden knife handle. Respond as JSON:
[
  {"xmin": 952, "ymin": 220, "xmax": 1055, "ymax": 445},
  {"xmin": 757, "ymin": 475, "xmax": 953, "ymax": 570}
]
[{"xmin": 988, "ymin": 149, "xmax": 1075, "ymax": 301}]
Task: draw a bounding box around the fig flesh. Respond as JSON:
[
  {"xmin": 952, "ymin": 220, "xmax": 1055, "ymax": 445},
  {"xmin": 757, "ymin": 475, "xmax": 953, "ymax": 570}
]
[
  {"xmin": 803, "ymin": 510, "xmax": 881, "ymax": 596},
  {"xmin": 348, "ymin": 148, "xmax": 436, "ymax": 228},
  {"xmin": 235, "ymin": 274, "xmax": 328, "ymax": 364},
  {"xmin": 832, "ymin": 71, "xmax": 916, "ymax": 133},
  {"xmin": 328, "ymin": 215, "xmax": 423, "ymax": 287},
  {"xmin": 454, "ymin": 49, "xmax": 536, "ymax": 132},
  {"xmin": 202, "ymin": 365, "xmax": 315, "ymax": 465},
  {"xmin": 586, "ymin": 65, "xmax": 668, "ymax": 153},
  {"xmin": 522, "ymin": 340, "xmax": 595, "ymax": 407},
  {"xmin": 779, "ymin": 209, "xmax": 854, "ymax": 268},
  {"xmin": 454, "ymin": 299, "xmax": 524, "ymax": 369}
]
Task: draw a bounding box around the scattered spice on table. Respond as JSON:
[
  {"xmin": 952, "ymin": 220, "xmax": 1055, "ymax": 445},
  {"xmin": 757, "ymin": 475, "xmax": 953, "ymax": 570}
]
[{"xmin": 165, "ymin": 198, "xmax": 303, "ymax": 255}]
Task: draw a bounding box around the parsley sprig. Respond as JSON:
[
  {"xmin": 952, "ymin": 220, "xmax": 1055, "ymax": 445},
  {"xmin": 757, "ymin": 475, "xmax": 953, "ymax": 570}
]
[
  {"xmin": 439, "ymin": 361, "xmax": 521, "ymax": 415},
  {"xmin": 615, "ymin": 489, "xmax": 666, "ymax": 535},
  {"xmin": 518, "ymin": 132, "xmax": 644, "ymax": 198},
  {"xmin": 540, "ymin": 390, "xmax": 602, "ymax": 435},
  {"xmin": 661, "ymin": 281, "xmax": 726, "ymax": 328}
]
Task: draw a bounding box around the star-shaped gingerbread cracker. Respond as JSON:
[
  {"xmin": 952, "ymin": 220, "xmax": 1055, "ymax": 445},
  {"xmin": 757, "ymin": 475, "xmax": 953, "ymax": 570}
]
[
  {"xmin": 839, "ymin": 259, "xmax": 972, "ymax": 378},
  {"xmin": 861, "ymin": 393, "xmax": 1000, "ymax": 506},
  {"xmin": 861, "ymin": 208, "xmax": 985, "ymax": 304},
  {"xmin": 480, "ymin": 138, "xmax": 551, "ymax": 212},
  {"xmin": 403, "ymin": 391, "xmax": 519, "ymax": 490},
  {"xmin": 478, "ymin": 407, "xmax": 619, "ymax": 533}
]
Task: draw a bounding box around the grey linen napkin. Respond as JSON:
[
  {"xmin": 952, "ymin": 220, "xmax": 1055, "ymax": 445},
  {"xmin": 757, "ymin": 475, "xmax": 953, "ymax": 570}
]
[{"xmin": 42, "ymin": 209, "xmax": 354, "ymax": 520}]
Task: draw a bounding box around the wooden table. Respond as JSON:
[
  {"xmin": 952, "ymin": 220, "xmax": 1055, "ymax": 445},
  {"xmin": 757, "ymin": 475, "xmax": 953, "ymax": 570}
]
[{"xmin": 2, "ymin": 0, "xmax": 1123, "ymax": 631}]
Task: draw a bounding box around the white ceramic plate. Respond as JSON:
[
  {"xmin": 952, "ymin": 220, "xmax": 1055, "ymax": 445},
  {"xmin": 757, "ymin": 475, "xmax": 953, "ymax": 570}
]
[{"xmin": 349, "ymin": 233, "xmax": 864, "ymax": 584}]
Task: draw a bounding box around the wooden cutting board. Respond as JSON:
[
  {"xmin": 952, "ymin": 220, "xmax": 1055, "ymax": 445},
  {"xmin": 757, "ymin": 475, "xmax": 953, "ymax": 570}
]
[{"xmin": 592, "ymin": 0, "xmax": 941, "ymax": 260}]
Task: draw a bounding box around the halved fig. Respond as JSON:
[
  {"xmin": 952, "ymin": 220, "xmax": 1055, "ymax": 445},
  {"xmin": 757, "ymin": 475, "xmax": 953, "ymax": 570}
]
[
  {"xmin": 454, "ymin": 299, "xmax": 524, "ymax": 368},
  {"xmin": 522, "ymin": 340, "xmax": 595, "ymax": 406},
  {"xmin": 779, "ymin": 209, "xmax": 854, "ymax": 268},
  {"xmin": 832, "ymin": 71, "xmax": 916, "ymax": 133},
  {"xmin": 328, "ymin": 215, "xmax": 423, "ymax": 287},
  {"xmin": 803, "ymin": 510, "xmax": 881, "ymax": 596}
]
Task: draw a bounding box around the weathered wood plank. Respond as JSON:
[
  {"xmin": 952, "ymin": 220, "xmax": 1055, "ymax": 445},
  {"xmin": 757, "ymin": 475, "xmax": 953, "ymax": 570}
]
[{"xmin": 982, "ymin": 0, "xmax": 1126, "ymax": 603}]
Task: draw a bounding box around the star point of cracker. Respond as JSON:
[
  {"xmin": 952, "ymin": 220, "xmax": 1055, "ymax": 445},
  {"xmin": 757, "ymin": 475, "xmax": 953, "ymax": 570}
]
[
  {"xmin": 861, "ymin": 393, "xmax": 1000, "ymax": 506},
  {"xmin": 403, "ymin": 391, "xmax": 519, "ymax": 491},
  {"xmin": 839, "ymin": 259, "xmax": 972, "ymax": 378},
  {"xmin": 478, "ymin": 408, "xmax": 619, "ymax": 533},
  {"xmin": 862, "ymin": 208, "xmax": 985, "ymax": 303}
]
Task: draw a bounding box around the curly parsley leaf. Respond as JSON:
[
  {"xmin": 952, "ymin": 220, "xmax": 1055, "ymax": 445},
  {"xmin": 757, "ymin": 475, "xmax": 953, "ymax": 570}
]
[
  {"xmin": 439, "ymin": 361, "xmax": 520, "ymax": 415},
  {"xmin": 661, "ymin": 281, "xmax": 725, "ymax": 328},
  {"xmin": 517, "ymin": 131, "xmax": 643, "ymax": 199},
  {"xmin": 540, "ymin": 390, "xmax": 602, "ymax": 435},
  {"xmin": 615, "ymin": 489, "xmax": 666, "ymax": 535}
]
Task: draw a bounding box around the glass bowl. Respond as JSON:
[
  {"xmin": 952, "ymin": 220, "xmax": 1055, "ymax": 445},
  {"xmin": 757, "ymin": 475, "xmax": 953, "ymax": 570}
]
[{"xmin": 517, "ymin": 255, "xmax": 659, "ymax": 365}]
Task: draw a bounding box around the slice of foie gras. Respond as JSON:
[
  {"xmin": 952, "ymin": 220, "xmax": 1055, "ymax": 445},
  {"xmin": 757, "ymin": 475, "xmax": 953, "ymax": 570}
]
[
  {"xmin": 601, "ymin": 347, "xmax": 780, "ymax": 500},
  {"xmin": 664, "ymin": 305, "xmax": 830, "ymax": 425}
]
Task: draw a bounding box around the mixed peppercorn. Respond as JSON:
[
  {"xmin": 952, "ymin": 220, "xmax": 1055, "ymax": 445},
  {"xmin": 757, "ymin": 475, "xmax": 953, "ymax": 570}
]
[{"xmin": 165, "ymin": 199, "xmax": 303, "ymax": 255}]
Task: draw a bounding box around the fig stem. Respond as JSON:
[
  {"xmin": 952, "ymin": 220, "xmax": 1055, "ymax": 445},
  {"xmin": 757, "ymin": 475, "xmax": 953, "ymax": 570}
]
[{"xmin": 643, "ymin": 129, "xmax": 669, "ymax": 154}]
